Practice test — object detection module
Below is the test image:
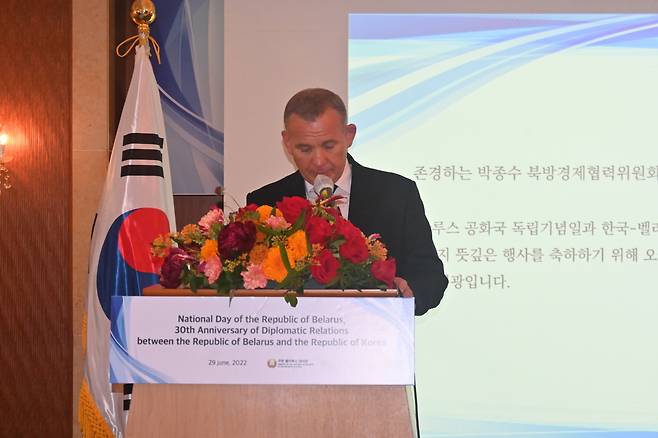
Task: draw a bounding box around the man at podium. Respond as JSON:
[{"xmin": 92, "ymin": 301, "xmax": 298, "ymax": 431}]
[{"xmin": 247, "ymin": 88, "xmax": 448, "ymax": 315}]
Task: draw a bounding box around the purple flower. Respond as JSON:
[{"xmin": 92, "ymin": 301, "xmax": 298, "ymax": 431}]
[
  {"xmin": 160, "ymin": 248, "xmax": 188, "ymax": 288},
  {"xmin": 218, "ymin": 221, "xmax": 257, "ymax": 259}
]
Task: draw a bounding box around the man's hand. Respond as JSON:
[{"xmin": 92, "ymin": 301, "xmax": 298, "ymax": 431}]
[{"xmin": 393, "ymin": 277, "xmax": 414, "ymax": 297}]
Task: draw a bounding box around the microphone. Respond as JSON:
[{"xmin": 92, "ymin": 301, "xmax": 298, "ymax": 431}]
[{"xmin": 313, "ymin": 174, "xmax": 334, "ymax": 200}]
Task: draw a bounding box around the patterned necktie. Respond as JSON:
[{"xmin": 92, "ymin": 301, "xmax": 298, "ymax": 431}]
[{"xmin": 333, "ymin": 184, "xmax": 343, "ymax": 216}]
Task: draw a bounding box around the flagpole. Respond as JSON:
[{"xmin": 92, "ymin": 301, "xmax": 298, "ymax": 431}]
[
  {"xmin": 118, "ymin": 0, "xmax": 157, "ymax": 429},
  {"xmin": 79, "ymin": 0, "xmax": 176, "ymax": 436}
]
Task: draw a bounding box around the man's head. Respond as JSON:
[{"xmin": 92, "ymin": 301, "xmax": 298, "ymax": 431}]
[{"xmin": 282, "ymin": 88, "xmax": 356, "ymax": 184}]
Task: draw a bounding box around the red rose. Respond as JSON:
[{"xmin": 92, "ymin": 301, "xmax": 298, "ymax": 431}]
[
  {"xmin": 305, "ymin": 216, "xmax": 333, "ymax": 245},
  {"xmin": 339, "ymin": 236, "xmax": 369, "ymax": 264},
  {"xmin": 236, "ymin": 203, "xmax": 259, "ymax": 221},
  {"xmin": 311, "ymin": 249, "xmax": 340, "ymax": 284},
  {"xmin": 334, "ymin": 216, "xmax": 361, "ymax": 240},
  {"xmin": 370, "ymin": 258, "xmax": 396, "ymax": 288},
  {"xmin": 276, "ymin": 196, "xmax": 312, "ymax": 224},
  {"xmin": 218, "ymin": 221, "xmax": 257, "ymax": 259}
]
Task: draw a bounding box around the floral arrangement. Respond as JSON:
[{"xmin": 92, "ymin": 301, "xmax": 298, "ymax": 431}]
[{"xmin": 151, "ymin": 196, "xmax": 396, "ymax": 306}]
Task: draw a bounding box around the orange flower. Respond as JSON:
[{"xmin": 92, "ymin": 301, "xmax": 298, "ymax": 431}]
[
  {"xmin": 255, "ymin": 205, "xmax": 282, "ymax": 242},
  {"xmin": 151, "ymin": 233, "xmax": 173, "ymax": 258},
  {"xmin": 367, "ymin": 240, "xmax": 388, "ymax": 261},
  {"xmin": 256, "ymin": 205, "xmax": 283, "ymax": 222},
  {"xmin": 200, "ymin": 239, "xmax": 219, "ymax": 261},
  {"xmin": 249, "ymin": 243, "xmax": 268, "ymax": 265},
  {"xmin": 180, "ymin": 224, "xmax": 201, "ymax": 244},
  {"xmin": 262, "ymin": 247, "xmax": 288, "ymax": 283},
  {"xmin": 286, "ymin": 230, "xmax": 308, "ymax": 264},
  {"xmin": 311, "ymin": 243, "xmax": 324, "ymax": 258}
]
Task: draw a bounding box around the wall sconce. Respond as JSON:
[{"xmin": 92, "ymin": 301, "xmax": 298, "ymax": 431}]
[{"xmin": 0, "ymin": 125, "xmax": 12, "ymax": 194}]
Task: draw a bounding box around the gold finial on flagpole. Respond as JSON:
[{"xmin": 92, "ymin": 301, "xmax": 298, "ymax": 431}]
[
  {"xmin": 130, "ymin": 0, "xmax": 156, "ymax": 46},
  {"xmin": 116, "ymin": 0, "xmax": 161, "ymax": 63}
]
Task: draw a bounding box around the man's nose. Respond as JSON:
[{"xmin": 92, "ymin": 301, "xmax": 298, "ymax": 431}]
[{"xmin": 312, "ymin": 149, "xmax": 328, "ymax": 167}]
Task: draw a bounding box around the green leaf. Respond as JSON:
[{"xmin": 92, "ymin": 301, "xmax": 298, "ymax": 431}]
[
  {"xmin": 214, "ymin": 273, "xmax": 232, "ymax": 295},
  {"xmin": 328, "ymin": 238, "xmax": 344, "ymax": 252},
  {"xmin": 189, "ymin": 275, "xmax": 200, "ymax": 292},
  {"xmin": 291, "ymin": 209, "xmax": 306, "ymax": 231},
  {"xmin": 284, "ymin": 291, "xmax": 298, "ymax": 307},
  {"xmin": 210, "ymin": 222, "xmax": 222, "ymax": 239},
  {"xmin": 279, "ymin": 243, "xmax": 292, "ymax": 271}
]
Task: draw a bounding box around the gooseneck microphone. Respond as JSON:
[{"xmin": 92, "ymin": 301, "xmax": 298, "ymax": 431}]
[{"xmin": 313, "ymin": 174, "xmax": 334, "ymax": 200}]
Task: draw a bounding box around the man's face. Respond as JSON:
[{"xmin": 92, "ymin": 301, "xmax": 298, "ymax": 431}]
[{"xmin": 282, "ymin": 108, "xmax": 356, "ymax": 184}]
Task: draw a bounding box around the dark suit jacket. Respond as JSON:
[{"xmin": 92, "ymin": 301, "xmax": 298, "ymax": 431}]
[{"xmin": 246, "ymin": 155, "xmax": 448, "ymax": 315}]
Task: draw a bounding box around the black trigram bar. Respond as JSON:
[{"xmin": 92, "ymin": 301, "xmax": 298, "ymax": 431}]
[
  {"xmin": 122, "ymin": 132, "xmax": 164, "ymax": 148},
  {"xmin": 121, "ymin": 149, "xmax": 163, "ymax": 161},
  {"xmin": 121, "ymin": 165, "xmax": 164, "ymax": 177},
  {"xmin": 123, "ymin": 383, "xmax": 133, "ymax": 411}
]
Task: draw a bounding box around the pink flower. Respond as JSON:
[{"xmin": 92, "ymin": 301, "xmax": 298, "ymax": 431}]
[
  {"xmin": 198, "ymin": 207, "xmax": 224, "ymax": 230},
  {"xmin": 264, "ymin": 215, "xmax": 290, "ymax": 230},
  {"xmin": 203, "ymin": 255, "xmax": 222, "ymax": 283},
  {"xmin": 241, "ymin": 263, "xmax": 267, "ymax": 289}
]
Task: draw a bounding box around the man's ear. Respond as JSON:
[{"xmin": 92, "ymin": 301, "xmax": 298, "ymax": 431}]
[
  {"xmin": 346, "ymin": 123, "xmax": 357, "ymax": 147},
  {"xmin": 282, "ymin": 129, "xmax": 292, "ymax": 154}
]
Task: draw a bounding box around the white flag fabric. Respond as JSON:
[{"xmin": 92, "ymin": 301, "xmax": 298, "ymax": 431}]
[{"xmin": 79, "ymin": 45, "xmax": 176, "ymax": 438}]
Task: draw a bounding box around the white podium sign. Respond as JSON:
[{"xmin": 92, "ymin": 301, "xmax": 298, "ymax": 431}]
[{"xmin": 110, "ymin": 296, "xmax": 414, "ymax": 385}]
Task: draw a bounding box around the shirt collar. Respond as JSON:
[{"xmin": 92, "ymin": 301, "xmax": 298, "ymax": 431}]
[{"xmin": 304, "ymin": 162, "xmax": 352, "ymax": 197}]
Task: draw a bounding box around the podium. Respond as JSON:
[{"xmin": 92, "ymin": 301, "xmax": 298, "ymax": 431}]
[{"xmin": 112, "ymin": 287, "xmax": 417, "ymax": 438}]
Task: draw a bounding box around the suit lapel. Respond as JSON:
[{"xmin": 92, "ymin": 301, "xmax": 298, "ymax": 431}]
[
  {"xmin": 289, "ymin": 171, "xmax": 307, "ymax": 198},
  {"xmin": 346, "ymin": 155, "xmax": 370, "ymax": 227}
]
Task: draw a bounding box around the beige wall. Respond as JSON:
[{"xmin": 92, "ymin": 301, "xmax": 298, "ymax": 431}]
[{"xmin": 72, "ymin": 1, "xmax": 110, "ymax": 437}]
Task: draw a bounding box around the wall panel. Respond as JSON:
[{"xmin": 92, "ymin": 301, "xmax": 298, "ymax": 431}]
[{"xmin": 0, "ymin": 1, "xmax": 72, "ymax": 437}]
